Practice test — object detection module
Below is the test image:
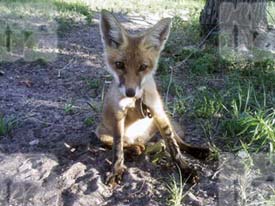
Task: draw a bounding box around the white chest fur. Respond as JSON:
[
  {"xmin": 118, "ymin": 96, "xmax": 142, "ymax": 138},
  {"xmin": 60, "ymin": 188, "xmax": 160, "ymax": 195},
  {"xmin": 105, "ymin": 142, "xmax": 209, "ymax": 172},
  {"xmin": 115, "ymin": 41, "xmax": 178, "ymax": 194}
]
[{"xmin": 124, "ymin": 117, "xmax": 155, "ymax": 144}]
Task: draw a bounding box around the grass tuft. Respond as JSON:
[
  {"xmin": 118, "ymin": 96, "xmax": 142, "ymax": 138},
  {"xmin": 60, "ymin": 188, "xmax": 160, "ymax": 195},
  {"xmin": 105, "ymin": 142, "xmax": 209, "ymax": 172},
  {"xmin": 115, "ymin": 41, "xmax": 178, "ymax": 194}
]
[
  {"xmin": 193, "ymin": 89, "xmax": 223, "ymax": 119},
  {"xmin": 0, "ymin": 115, "xmax": 16, "ymax": 137},
  {"xmin": 166, "ymin": 167, "xmax": 186, "ymax": 206},
  {"xmin": 64, "ymin": 102, "xmax": 76, "ymax": 114},
  {"xmin": 84, "ymin": 116, "xmax": 94, "ymax": 126}
]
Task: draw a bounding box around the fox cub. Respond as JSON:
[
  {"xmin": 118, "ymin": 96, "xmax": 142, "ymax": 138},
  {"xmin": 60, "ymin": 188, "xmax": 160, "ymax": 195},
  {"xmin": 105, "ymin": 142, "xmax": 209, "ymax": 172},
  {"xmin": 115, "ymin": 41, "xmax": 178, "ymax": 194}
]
[{"xmin": 96, "ymin": 10, "xmax": 209, "ymax": 186}]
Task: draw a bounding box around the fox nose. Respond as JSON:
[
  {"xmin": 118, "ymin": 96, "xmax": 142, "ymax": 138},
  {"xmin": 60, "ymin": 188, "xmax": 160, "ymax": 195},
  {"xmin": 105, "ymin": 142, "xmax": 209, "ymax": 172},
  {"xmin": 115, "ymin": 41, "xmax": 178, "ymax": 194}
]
[{"xmin": 125, "ymin": 88, "xmax": 136, "ymax": 97}]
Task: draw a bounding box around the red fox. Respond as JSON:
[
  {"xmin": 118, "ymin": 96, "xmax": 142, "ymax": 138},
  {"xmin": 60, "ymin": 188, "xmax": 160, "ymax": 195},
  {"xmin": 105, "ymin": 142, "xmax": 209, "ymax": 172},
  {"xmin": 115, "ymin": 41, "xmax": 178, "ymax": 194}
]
[{"xmin": 96, "ymin": 10, "xmax": 209, "ymax": 186}]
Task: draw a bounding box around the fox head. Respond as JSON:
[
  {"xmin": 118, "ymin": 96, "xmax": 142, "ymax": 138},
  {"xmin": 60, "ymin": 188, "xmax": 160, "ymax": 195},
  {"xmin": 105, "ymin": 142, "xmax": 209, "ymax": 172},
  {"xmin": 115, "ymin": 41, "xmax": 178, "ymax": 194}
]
[{"xmin": 100, "ymin": 10, "xmax": 171, "ymax": 98}]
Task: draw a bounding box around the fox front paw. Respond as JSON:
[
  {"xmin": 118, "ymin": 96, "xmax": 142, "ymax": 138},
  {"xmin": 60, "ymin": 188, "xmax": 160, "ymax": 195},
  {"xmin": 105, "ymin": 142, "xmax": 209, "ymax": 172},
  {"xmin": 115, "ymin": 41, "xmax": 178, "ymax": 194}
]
[
  {"xmin": 106, "ymin": 166, "xmax": 126, "ymax": 187},
  {"xmin": 125, "ymin": 143, "xmax": 145, "ymax": 156}
]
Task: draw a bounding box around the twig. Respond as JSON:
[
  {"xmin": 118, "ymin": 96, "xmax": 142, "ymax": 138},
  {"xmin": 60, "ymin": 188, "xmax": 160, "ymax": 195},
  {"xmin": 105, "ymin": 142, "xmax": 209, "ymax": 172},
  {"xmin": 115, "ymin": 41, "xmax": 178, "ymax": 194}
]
[
  {"xmin": 101, "ymin": 80, "xmax": 107, "ymax": 102},
  {"xmin": 165, "ymin": 66, "xmax": 174, "ymax": 105},
  {"xmin": 130, "ymin": 179, "xmax": 146, "ymax": 196},
  {"xmin": 211, "ymin": 159, "xmax": 227, "ymax": 180},
  {"xmin": 57, "ymin": 58, "xmax": 74, "ymax": 78},
  {"xmin": 86, "ymin": 101, "xmax": 98, "ymax": 112},
  {"xmin": 185, "ymin": 184, "xmax": 197, "ymax": 196}
]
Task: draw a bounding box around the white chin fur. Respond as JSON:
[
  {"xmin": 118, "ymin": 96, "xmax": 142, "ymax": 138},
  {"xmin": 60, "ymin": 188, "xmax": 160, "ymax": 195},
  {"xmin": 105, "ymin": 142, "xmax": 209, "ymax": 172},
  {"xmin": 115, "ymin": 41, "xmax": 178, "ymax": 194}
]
[{"xmin": 119, "ymin": 97, "xmax": 136, "ymax": 110}]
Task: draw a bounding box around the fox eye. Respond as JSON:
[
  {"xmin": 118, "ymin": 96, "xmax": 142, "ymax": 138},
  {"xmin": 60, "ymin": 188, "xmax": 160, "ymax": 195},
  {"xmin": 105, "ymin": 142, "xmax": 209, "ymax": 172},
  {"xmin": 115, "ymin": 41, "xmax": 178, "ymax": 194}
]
[
  {"xmin": 115, "ymin": 61, "xmax": 125, "ymax": 70},
  {"xmin": 139, "ymin": 64, "xmax": 148, "ymax": 72}
]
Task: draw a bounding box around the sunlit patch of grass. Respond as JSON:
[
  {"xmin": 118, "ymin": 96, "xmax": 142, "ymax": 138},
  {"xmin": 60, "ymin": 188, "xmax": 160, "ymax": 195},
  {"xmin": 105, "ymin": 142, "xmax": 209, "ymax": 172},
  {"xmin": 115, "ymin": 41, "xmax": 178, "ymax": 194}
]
[
  {"xmin": 54, "ymin": 0, "xmax": 94, "ymax": 35},
  {"xmin": 54, "ymin": 0, "xmax": 93, "ymax": 23},
  {"xmin": 0, "ymin": 0, "xmax": 94, "ymax": 61},
  {"xmin": 0, "ymin": 0, "xmax": 94, "ymax": 35},
  {"xmin": 87, "ymin": 0, "xmax": 204, "ymax": 15},
  {"xmin": 1, "ymin": 0, "xmax": 93, "ymax": 21}
]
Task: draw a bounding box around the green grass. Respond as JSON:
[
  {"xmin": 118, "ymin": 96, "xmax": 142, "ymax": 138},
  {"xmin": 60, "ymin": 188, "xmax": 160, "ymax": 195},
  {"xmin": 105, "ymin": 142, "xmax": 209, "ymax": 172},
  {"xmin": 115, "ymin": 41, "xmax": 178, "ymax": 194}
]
[
  {"xmin": 173, "ymin": 97, "xmax": 188, "ymax": 117},
  {"xmin": 0, "ymin": 115, "xmax": 16, "ymax": 137},
  {"xmin": 166, "ymin": 167, "xmax": 186, "ymax": 206},
  {"xmin": 161, "ymin": 9, "xmax": 275, "ymax": 155},
  {"xmin": 84, "ymin": 116, "xmax": 94, "ymax": 126},
  {"xmin": 0, "ymin": 0, "xmax": 94, "ymax": 62},
  {"xmin": 157, "ymin": 57, "xmax": 175, "ymax": 76},
  {"xmin": 165, "ymin": 14, "xmax": 202, "ymax": 56},
  {"xmin": 208, "ymin": 144, "xmax": 220, "ymax": 161},
  {"xmin": 193, "ymin": 88, "xmax": 223, "ymax": 118},
  {"xmin": 54, "ymin": 0, "xmax": 93, "ymax": 23},
  {"xmin": 0, "ymin": 0, "xmax": 93, "ymax": 19},
  {"xmin": 84, "ymin": 78, "xmax": 101, "ymax": 90},
  {"xmin": 53, "ymin": 0, "xmax": 94, "ymax": 34},
  {"xmin": 64, "ymin": 102, "xmax": 76, "ymax": 114},
  {"xmin": 223, "ymin": 109, "xmax": 275, "ymax": 152},
  {"xmin": 221, "ymin": 84, "xmax": 275, "ymax": 153}
]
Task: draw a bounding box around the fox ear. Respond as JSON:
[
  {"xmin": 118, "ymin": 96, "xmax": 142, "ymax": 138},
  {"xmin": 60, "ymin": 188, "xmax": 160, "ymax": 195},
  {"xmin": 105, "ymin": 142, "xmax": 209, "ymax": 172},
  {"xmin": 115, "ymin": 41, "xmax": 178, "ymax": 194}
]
[
  {"xmin": 143, "ymin": 18, "xmax": 172, "ymax": 51},
  {"xmin": 100, "ymin": 10, "xmax": 126, "ymax": 48}
]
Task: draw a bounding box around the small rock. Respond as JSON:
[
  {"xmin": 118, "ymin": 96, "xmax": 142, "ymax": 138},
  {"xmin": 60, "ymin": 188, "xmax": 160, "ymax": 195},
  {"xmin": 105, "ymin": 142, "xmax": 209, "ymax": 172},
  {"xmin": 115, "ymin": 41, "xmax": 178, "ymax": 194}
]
[
  {"xmin": 187, "ymin": 192, "xmax": 203, "ymax": 206},
  {"xmin": 0, "ymin": 153, "xmax": 59, "ymax": 205},
  {"xmin": 62, "ymin": 162, "xmax": 86, "ymax": 188},
  {"xmin": 19, "ymin": 79, "xmax": 33, "ymax": 88},
  {"xmin": 29, "ymin": 139, "xmax": 39, "ymax": 145},
  {"xmin": 0, "ymin": 70, "xmax": 4, "ymax": 75},
  {"xmin": 252, "ymin": 179, "xmax": 262, "ymax": 187},
  {"xmin": 266, "ymin": 175, "xmax": 274, "ymax": 182},
  {"xmin": 39, "ymin": 25, "xmax": 48, "ymax": 32}
]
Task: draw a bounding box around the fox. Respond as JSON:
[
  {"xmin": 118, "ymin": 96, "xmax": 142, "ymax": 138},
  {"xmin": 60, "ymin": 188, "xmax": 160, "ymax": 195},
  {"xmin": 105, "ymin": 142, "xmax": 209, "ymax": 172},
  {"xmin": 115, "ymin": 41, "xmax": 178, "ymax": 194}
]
[{"xmin": 96, "ymin": 10, "xmax": 210, "ymax": 186}]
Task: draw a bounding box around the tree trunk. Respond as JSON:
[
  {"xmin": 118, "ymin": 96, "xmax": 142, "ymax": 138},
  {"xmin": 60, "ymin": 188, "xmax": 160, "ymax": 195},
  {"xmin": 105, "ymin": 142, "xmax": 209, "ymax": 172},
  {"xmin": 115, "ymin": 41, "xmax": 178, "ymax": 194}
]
[
  {"xmin": 199, "ymin": 0, "xmax": 268, "ymax": 49},
  {"xmin": 199, "ymin": 0, "xmax": 220, "ymax": 35}
]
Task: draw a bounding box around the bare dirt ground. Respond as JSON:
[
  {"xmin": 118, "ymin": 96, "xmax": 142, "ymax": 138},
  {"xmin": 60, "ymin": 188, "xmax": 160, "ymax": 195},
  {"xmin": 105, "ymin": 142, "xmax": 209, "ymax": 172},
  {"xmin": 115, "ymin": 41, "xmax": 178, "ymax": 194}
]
[{"xmin": 0, "ymin": 13, "xmax": 220, "ymax": 206}]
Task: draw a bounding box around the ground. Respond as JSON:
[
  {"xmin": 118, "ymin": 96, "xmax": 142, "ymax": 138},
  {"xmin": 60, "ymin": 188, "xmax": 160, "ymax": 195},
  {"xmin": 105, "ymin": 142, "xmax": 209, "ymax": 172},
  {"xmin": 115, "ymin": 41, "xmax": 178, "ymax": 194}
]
[
  {"xmin": 1, "ymin": 1, "xmax": 275, "ymax": 206},
  {"xmin": 0, "ymin": 11, "xmax": 218, "ymax": 206}
]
